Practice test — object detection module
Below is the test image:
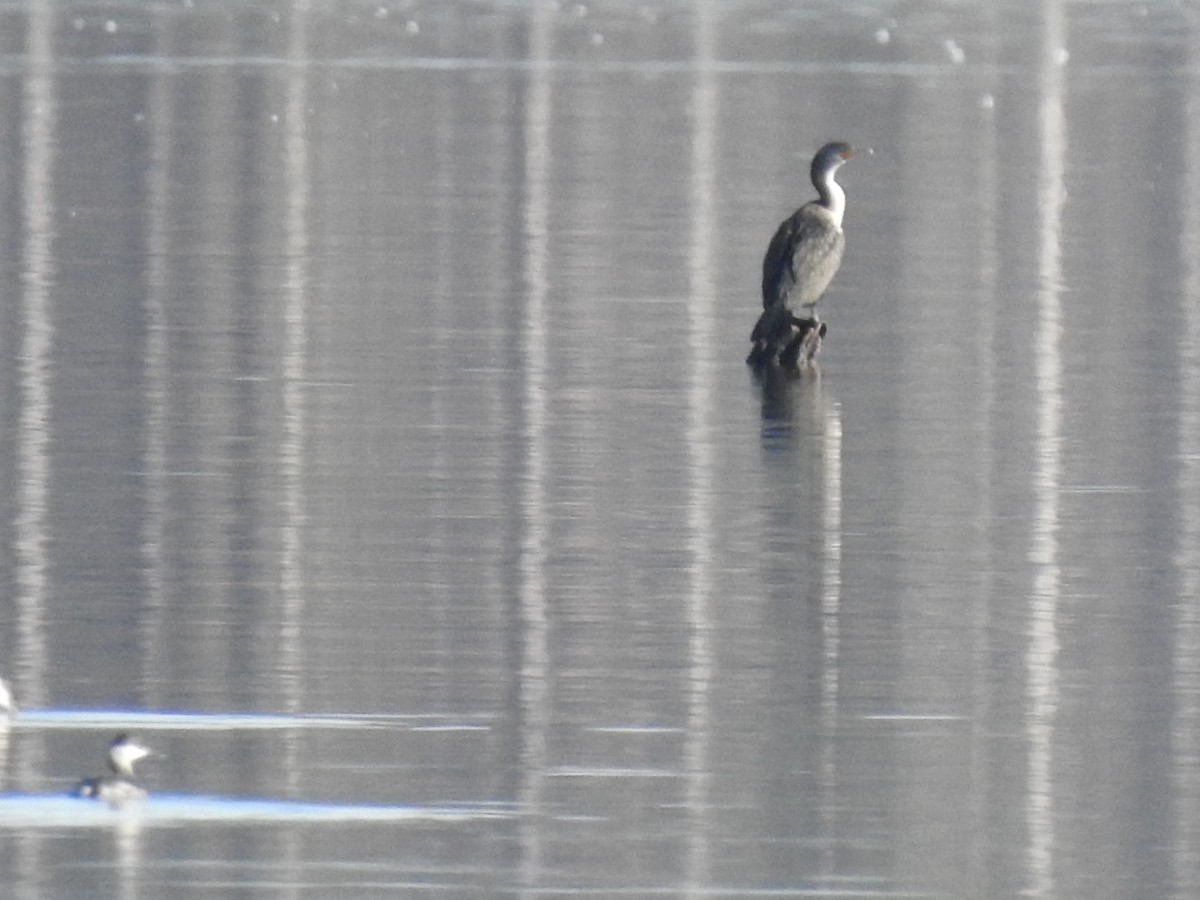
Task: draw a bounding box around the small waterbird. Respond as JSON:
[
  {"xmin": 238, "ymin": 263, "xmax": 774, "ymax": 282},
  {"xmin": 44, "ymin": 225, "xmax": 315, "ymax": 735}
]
[{"xmin": 73, "ymin": 733, "xmax": 154, "ymax": 806}]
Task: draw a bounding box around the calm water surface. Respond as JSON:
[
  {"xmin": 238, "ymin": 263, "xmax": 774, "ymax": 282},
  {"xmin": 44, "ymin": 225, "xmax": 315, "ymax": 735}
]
[{"xmin": 1, "ymin": 1, "xmax": 1200, "ymax": 898}]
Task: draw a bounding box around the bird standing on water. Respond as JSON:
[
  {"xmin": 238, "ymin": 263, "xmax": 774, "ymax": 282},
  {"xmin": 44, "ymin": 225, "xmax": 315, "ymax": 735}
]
[
  {"xmin": 748, "ymin": 141, "xmax": 868, "ymax": 369},
  {"xmin": 73, "ymin": 733, "xmax": 154, "ymax": 806}
]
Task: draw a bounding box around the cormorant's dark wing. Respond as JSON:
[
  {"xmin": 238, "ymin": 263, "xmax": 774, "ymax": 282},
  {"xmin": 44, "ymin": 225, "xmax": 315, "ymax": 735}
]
[
  {"xmin": 760, "ymin": 203, "xmax": 844, "ymax": 310},
  {"xmin": 749, "ymin": 304, "xmax": 793, "ymax": 348}
]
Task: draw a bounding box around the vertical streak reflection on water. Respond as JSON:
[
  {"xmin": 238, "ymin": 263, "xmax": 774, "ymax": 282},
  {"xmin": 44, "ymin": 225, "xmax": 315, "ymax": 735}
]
[
  {"xmin": 683, "ymin": 4, "xmax": 717, "ymax": 894},
  {"xmin": 140, "ymin": 9, "xmax": 172, "ymax": 706},
  {"xmin": 818, "ymin": 399, "xmax": 842, "ymax": 880},
  {"xmin": 16, "ymin": 0, "xmax": 56, "ymax": 743},
  {"xmin": 280, "ymin": 0, "xmax": 313, "ymax": 814},
  {"xmin": 1172, "ymin": 21, "xmax": 1200, "ymax": 892},
  {"xmin": 1027, "ymin": 2, "xmax": 1067, "ymax": 897},
  {"xmin": 14, "ymin": 0, "xmax": 58, "ymax": 887},
  {"xmin": 517, "ymin": 6, "xmax": 554, "ymax": 894},
  {"xmin": 269, "ymin": 15, "xmax": 315, "ymax": 896},
  {"xmin": 114, "ymin": 813, "xmax": 143, "ymax": 900}
]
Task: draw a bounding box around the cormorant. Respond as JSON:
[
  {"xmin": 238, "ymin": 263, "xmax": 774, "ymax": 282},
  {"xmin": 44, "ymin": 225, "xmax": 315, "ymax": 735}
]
[{"xmin": 748, "ymin": 141, "xmax": 868, "ymax": 369}]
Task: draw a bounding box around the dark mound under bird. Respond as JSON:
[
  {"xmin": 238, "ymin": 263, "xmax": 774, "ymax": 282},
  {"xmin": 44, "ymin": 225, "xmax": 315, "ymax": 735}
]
[{"xmin": 747, "ymin": 141, "xmax": 869, "ymax": 370}]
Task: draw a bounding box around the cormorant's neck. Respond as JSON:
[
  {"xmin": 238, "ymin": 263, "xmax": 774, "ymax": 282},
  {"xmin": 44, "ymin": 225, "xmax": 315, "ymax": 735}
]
[
  {"xmin": 109, "ymin": 746, "xmax": 141, "ymax": 777},
  {"xmin": 815, "ymin": 168, "xmax": 846, "ymax": 229}
]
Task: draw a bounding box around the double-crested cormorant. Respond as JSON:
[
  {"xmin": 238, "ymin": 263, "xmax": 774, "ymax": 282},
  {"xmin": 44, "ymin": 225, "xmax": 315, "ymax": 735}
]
[
  {"xmin": 73, "ymin": 733, "xmax": 153, "ymax": 806},
  {"xmin": 748, "ymin": 141, "xmax": 868, "ymax": 369}
]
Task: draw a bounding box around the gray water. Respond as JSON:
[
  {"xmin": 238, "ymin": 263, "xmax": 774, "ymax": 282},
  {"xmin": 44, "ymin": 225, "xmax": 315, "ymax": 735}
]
[{"xmin": 1, "ymin": 1, "xmax": 1199, "ymax": 897}]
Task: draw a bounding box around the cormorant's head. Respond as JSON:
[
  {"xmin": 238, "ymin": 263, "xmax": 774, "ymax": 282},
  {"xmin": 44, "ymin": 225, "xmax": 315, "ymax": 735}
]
[{"xmin": 810, "ymin": 141, "xmax": 870, "ymax": 185}]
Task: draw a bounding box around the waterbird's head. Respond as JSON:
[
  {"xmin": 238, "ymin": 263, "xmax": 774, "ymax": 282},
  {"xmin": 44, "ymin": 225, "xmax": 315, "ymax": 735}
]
[
  {"xmin": 107, "ymin": 733, "xmax": 154, "ymax": 777},
  {"xmin": 810, "ymin": 141, "xmax": 871, "ymax": 181}
]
